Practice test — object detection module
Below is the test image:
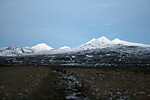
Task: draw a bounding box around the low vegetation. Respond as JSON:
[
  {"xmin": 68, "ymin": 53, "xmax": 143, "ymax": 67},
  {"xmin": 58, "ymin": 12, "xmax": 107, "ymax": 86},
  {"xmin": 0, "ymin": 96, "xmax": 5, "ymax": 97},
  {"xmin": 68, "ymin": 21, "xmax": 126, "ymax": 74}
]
[{"xmin": 0, "ymin": 66, "xmax": 150, "ymax": 100}]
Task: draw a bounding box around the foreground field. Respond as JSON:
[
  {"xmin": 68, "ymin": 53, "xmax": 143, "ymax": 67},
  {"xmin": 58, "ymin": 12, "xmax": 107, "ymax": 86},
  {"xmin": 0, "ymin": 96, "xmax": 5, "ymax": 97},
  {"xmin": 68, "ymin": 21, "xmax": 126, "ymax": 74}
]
[{"xmin": 0, "ymin": 67, "xmax": 150, "ymax": 100}]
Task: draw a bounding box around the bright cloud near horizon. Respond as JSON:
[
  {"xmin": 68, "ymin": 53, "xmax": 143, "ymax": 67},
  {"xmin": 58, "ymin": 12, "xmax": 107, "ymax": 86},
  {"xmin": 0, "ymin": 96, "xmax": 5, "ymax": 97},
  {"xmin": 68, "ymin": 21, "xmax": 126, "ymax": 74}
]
[{"xmin": 0, "ymin": 0, "xmax": 150, "ymax": 48}]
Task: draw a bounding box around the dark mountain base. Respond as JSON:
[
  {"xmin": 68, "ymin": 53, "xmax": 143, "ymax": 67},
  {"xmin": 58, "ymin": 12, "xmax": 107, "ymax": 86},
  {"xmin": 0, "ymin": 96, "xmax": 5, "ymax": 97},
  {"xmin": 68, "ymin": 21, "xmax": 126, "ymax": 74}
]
[
  {"xmin": 1, "ymin": 45, "xmax": 150, "ymax": 67},
  {"xmin": 0, "ymin": 55, "xmax": 150, "ymax": 67}
]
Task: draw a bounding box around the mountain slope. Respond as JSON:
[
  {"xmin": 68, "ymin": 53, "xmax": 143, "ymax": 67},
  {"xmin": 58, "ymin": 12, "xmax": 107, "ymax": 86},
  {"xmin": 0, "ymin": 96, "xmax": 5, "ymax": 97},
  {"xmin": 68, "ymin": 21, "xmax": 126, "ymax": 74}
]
[
  {"xmin": 112, "ymin": 38, "xmax": 150, "ymax": 47},
  {"xmin": 0, "ymin": 46, "xmax": 34, "ymax": 56}
]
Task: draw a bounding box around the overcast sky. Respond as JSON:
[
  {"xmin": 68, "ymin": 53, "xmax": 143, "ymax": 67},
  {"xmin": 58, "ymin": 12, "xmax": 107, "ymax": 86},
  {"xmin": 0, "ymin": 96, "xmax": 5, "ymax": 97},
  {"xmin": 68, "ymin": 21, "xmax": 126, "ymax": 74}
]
[{"xmin": 0, "ymin": 0, "xmax": 150, "ymax": 48}]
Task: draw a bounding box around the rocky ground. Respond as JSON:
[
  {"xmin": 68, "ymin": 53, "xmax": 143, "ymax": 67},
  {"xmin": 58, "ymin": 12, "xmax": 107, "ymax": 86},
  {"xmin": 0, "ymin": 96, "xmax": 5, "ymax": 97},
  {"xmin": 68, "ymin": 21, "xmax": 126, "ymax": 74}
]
[{"xmin": 0, "ymin": 66, "xmax": 150, "ymax": 100}]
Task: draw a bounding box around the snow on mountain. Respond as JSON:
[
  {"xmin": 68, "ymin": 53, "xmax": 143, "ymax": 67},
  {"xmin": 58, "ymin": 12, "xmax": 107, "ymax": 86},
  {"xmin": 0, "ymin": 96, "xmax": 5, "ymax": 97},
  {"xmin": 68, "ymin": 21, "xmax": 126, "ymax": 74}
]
[
  {"xmin": 0, "ymin": 46, "xmax": 34, "ymax": 56},
  {"xmin": 32, "ymin": 43, "xmax": 53, "ymax": 52},
  {"xmin": 72, "ymin": 36, "xmax": 150, "ymax": 51},
  {"xmin": 76, "ymin": 36, "xmax": 150, "ymax": 50},
  {"xmin": 0, "ymin": 37, "xmax": 150, "ymax": 57},
  {"xmin": 112, "ymin": 38, "xmax": 150, "ymax": 47},
  {"xmin": 84, "ymin": 38, "xmax": 96, "ymax": 44},
  {"xmin": 59, "ymin": 46, "xmax": 70, "ymax": 49},
  {"xmin": 78, "ymin": 36, "xmax": 113, "ymax": 50}
]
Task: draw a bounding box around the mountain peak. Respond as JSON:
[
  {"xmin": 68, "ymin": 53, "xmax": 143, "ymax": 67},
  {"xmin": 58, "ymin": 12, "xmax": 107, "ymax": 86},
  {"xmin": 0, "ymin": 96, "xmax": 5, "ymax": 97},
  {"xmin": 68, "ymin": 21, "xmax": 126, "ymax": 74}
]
[
  {"xmin": 32, "ymin": 43, "xmax": 53, "ymax": 51},
  {"xmin": 79, "ymin": 36, "xmax": 112, "ymax": 49},
  {"xmin": 98, "ymin": 36, "xmax": 109, "ymax": 40},
  {"xmin": 112, "ymin": 38, "xmax": 122, "ymax": 43},
  {"xmin": 33, "ymin": 43, "xmax": 51, "ymax": 47},
  {"xmin": 85, "ymin": 36, "xmax": 111, "ymax": 45},
  {"xmin": 97, "ymin": 36, "xmax": 111, "ymax": 43},
  {"xmin": 59, "ymin": 46, "xmax": 70, "ymax": 49}
]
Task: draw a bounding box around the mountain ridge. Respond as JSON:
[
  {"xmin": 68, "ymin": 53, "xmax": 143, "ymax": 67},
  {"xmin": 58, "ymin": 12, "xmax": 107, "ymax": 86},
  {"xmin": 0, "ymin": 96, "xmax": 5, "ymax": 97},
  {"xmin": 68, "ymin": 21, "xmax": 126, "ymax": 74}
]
[{"xmin": 0, "ymin": 36, "xmax": 150, "ymax": 56}]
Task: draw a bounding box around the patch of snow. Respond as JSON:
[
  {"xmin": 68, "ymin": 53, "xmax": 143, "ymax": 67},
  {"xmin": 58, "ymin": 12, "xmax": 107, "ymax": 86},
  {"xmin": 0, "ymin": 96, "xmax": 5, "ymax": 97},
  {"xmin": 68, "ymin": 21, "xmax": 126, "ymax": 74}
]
[
  {"xmin": 66, "ymin": 95, "xmax": 78, "ymax": 100},
  {"xmin": 71, "ymin": 56, "xmax": 76, "ymax": 58},
  {"xmin": 86, "ymin": 55, "xmax": 93, "ymax": 58},
  {"xmin": 138, "ymin": 91, "xmax": 145, "ymax": 94}
]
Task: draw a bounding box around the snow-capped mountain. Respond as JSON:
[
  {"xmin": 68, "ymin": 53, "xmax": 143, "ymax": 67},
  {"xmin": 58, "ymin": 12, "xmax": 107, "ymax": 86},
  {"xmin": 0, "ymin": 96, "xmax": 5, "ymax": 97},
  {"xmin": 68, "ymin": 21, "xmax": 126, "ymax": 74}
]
[
  {"xmin": 0, "ymin": 36, "xmax": 150, "ymax": 57},
  {"xmin": 59, "ymin": 46, "xmax": 70, "ymax": 49},
  {"xmin": 32, "ymin": 43, "xmax": 53, "ymax": 52},
  {"xmin": 83, "ymin": 36, "xmax": 112, "ymax": 46},
  {"xmin": 0, "ymin": 46, "xmax": 34, "ymax": 56},
  {"xmin": 77, "ymin": 36, "xmax": 113, "ymax": 50},
  {"xmin": 76, "ymin": 36, "xmax": 150, "ymax": 50}
]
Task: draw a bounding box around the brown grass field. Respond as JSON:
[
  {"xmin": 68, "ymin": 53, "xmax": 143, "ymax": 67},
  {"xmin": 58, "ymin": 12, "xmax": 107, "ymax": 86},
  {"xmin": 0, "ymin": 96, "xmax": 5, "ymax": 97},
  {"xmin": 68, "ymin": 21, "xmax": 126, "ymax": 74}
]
[{"xmin": 0, "ymin": 66, "xmax": 150, "ymax": 100}]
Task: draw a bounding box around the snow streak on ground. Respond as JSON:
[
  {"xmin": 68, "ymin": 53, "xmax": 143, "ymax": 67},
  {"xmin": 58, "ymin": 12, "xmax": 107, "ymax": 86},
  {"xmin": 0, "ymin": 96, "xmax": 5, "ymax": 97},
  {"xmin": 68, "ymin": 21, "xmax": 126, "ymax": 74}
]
[{"xmin": 54, "ymin": 69, "xmax": 89, "ymax": 100}]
